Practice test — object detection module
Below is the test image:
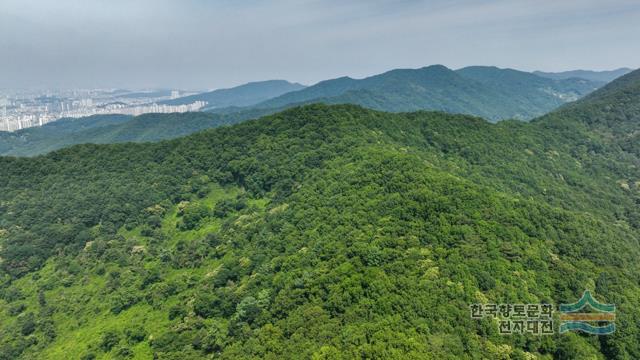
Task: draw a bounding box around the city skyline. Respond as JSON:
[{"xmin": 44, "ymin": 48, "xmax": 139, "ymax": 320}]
[
  {"xmin": 1, "ymin": 0, "xmax": 639, "ymax": 90},
  {"xmin": 0, "ymin": 88, "xmax": 206, "ymax": 132}
]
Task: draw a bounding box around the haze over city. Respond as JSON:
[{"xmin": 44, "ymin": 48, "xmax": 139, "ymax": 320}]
[{"xmin": 1, "ymin": 0, "xmax": 639, "ymax": 90}]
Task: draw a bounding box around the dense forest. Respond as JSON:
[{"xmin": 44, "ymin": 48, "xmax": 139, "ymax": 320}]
[{"xmin": 0, "ymin": 69, "xmax": 639, "ymax": 359}]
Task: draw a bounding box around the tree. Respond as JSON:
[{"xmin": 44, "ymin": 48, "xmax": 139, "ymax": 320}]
[{"xmin": 100, "ymin": 330, "xmax": 120, "ymax": 352}]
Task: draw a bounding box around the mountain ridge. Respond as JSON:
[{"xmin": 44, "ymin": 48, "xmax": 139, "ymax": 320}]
[
  {"xmin": 534, "ymin": 68, "xmax": 633, "ymax": 82},
  {"xmin": 162, "ymin": 80, "xmax": 306, "ymax": 108},
  {"xmin": 0, "ymin": 65, "xmax": 613, "ymax": 157},
  {"xmin": 224, "ymin": 65, "xmax": 602, "ymax": 121}
]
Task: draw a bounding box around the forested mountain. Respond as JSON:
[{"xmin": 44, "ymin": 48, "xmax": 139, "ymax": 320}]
[
  {"xmin": 0, "ymin": 65, "xmax": 606, "ymax": 157},
  {"xmin": 161, "ymin": 80, "xmax": 306, "ymax": 108},
  {"xmin": 552, "ymin": 66, "xmax": 640, "ymax": 130},
  {"xmin": 229, "ymin": 65, "xmax": 603, "ymax": 121},
  {"xmin": 0, "ymin": 112, "xmax": 264, "ymax": 157},
  {"xmin": 0, "ymin": 115, "xmax": 132, "ymax": 156},
  {"xmin": 538, "ymin": 67, "xmax": 640, "ymax": 157},
  {"xmin": 457, "ymin": 66, "xmax": 600, "ymax": 104},
  {"xmin": 534, "ymin": 68, "xmax": 632, "ymax": 83},
  {"xmin": 1, "ymin": 69, "xmax": 639, "ymax": 359}
]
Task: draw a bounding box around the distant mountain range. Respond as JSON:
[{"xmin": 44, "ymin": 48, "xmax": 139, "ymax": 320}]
[
  {"xmin": 214, "ymin": 65, "xmax": 603, "ymax": 121},
  {"xmin": 534, "ymin": 68, "xmax": 632, "ymax": 83},
  {"xmin": 1, "ymin": 65, "xmax": 632, "ymax": 157},
  {"xmin": 118, "ymin": 90, "xmax": 174, "ymax": 99},
  {"xmin": 161, "ymin": 80, "xmax": 306, "ymax": 108}
]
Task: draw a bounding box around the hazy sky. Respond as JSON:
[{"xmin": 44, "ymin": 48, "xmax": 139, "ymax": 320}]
[{"xmin": 1, "ymin": 0, "xmax": 638, "ymax": 90}]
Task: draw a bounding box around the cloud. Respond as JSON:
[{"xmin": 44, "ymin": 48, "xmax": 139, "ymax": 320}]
[{"xmin": 0, "ymin": 0, "xmax": 638, "ymax": 89}]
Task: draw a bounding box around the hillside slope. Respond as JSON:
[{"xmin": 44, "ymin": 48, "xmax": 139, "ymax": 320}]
[
  {"xmin": 2, "ymin": 65, "xmax": 640, "ymax": 359},
  {"xmin": 536, "ymin": 67, "xmax": 640, "ymax": 155},
  {"xmin": 457, "ymin": 66, "xmax": 601, "ymax": 112},
  {"xmin": 0, "ymin": 115, "xmax": 132, "ymax": 156},
  {"xmin": 161, "ymin": 80, "xmax": 306, "ymax": 108},
  {"xmin": 0, "ymin": 111, "xmax": 267, "ymax": 157}
]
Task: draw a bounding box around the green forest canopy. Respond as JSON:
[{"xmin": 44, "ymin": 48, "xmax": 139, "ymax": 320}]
[{"xmin": 0, "ymin": 69, "xmax": 639, "ymax": 359}]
